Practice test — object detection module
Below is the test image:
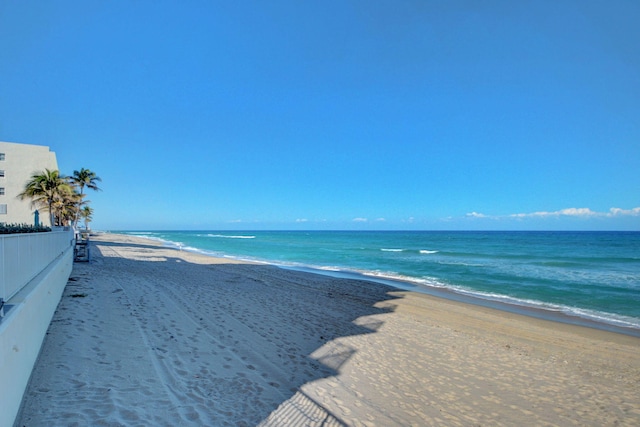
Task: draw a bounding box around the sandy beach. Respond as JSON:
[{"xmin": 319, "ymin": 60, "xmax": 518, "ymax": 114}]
[{"xmin": 17, "ymin": 233, "xmax": 640, "ymax": 426}]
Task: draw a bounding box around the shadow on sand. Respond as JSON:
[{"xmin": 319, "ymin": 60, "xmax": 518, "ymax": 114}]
[{"xmin": 22, "ymin": 237, "xmax": 403, "ymax": 426}]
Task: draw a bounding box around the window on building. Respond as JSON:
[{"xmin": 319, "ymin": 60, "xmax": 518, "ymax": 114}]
[
  {"xmin": 0, "ymin": 187, "xmax": 4, "ymax": 195},
  {"xmin": 0, "ymin": 153, "xmax": 5, "ymax": 160},
  {"xmin": 0, "ymin": 204, "xmax": 6, "ymax": 214},
  {"xmin": 0, "ymin": 170, "xmax": 4, "ymax": 177}
]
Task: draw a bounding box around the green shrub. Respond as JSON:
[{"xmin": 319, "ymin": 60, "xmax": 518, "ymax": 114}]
[{"xmin": 0, "ymin": 223, "xmax": 52, "ymax": 234}]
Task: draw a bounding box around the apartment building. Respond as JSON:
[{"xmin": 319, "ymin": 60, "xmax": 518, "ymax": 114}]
[{"xmin": 0, "ymin": 141, "xmax": 59, "ymax": 226}]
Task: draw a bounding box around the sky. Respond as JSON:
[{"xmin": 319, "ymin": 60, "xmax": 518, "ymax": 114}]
[{"xmin": 1, "ymin": 0, "xmax": 639, "ymax": 231}]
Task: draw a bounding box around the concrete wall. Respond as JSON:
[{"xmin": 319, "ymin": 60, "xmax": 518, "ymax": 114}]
[
  {"xmin": 0, "ymin": 141, "xmax": 59, "ymax": 226},
  {"xmin": 0, "ymin": 230, "xmax": 74, "ymax": 301},
  {"xmin": 0, "ymin": 230, "xmax": 73, "ymax": 427}
]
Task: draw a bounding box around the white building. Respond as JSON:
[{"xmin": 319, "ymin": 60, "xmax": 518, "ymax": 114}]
[{"xmin": 0, "ymin": 141, "xmax": 59, "ymax": 227}]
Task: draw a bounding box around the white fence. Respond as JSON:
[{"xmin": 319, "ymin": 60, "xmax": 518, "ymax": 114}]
[{"xmin": 0, "ymin": 229, "xmax": 74, "ymax": 301}]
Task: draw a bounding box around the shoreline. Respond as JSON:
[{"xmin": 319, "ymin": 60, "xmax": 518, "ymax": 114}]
[
  {"xmin": 120, "ymin": 230, "xmax": 640, "ymax": 337},
  {"xmin": 282, "ymin": 264, "xmax": 640, "ymax": 338},
  {"xmin": 18, "ymin": 233, "xmax": 640, "ymax": 426}
]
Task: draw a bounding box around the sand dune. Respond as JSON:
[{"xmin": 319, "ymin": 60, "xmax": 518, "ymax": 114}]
[{"xmin": 17, "ymin": 233, "xmax": 640, "ymax": 426}]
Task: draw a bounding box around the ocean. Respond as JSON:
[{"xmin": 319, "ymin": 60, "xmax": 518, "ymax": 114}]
[{"xmin": 118, "ymin": 230, "xmax": 640, "ymax": 336}]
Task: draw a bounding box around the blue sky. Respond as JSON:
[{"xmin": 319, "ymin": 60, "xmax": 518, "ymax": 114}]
[{"xmin": 1, "ymin": 1, "xmax": 638, "ymax": 230}]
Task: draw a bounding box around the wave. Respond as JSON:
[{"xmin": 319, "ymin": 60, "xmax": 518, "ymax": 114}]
[
  {"xmin": 436, "ymin": 261, "xmax": 486, "ymax": 267},
  {"xmin": 273, "ymin": 262, "xmax": 640, "ymax": 334},
  {"xmin": 205, "ymin": 234, "xmax": 256, "ymax": 239},
  {"xmin": 351, "ymin": 270, "xmax": 640, "ymax": 332},
  {"xmin": 443, "ymin": 286, "xmax": 640, "ymax": 332},
  {"xmin": 125, "ymin": 233, "xmax": 168, "ymax": 244},
  {"xmin": 380, "ymin": 249, "xmax": 439, "ymax": 254}
]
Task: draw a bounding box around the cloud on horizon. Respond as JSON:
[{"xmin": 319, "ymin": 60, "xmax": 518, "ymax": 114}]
[{"xmin": 466, "ymin": 207, "xmax": 640, "ymax": 220}]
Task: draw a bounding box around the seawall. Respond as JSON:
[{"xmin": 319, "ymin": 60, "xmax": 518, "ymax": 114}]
[{"xmin": 0, "ymin": 230, "xmax": 73, "ymax": 427}]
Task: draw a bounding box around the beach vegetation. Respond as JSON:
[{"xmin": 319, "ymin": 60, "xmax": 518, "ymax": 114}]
[
  {"xmin": 19, "ymin": 168, "xmax": 102, "ymax": 228},
  {"xmin": 0, "ymin": 223, "xmax": 52, "ymax": 234},
  {"xmin": 79, "ymin": 206, "xmax": 94, "ymax": 230},
  {"xmin": 19, "ymin": 169, "xmax": 73, "ymax": 227},
  {"xmin": 51, "ymin": 188, "xmax": 84, "ymax": 226},
  {"xmin": 69, "ymin": 168, "xmax": 101, "ymax": 227},
  {"xmin": 70, "ymin": 168, "xmax": 102, "ymax": 195}
]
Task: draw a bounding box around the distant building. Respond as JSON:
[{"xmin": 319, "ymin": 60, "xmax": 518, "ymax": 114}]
[{"xmin": 0, "ymin": 141, "xmax": 59, "ymax": 226}]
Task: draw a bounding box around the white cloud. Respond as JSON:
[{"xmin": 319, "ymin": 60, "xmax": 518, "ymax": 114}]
[
  {"xmin": 608, "ymin": 207, "xmax": 640, "ymax": 216},
  {"xmin": 466, "ymin": 212, "xmax": 488, "ymax": 218},
  {"xmin": 466, "ymin": 206, "xmax": 640, "ymax": 220},
  {"xmin": 352, "ymin": 217, "xmax": 368, "ymax": 222},
  {"xmin": 557, "ymin": 207, "xmax": 597, "ymax": 217},
  {"xmin": 509, "ymin": 208, "xmax": 597, "ymax": 218},
  {"xmin": 375, "ymin": 217, "xmax": 386, "ymax": 222},
  {"xmin": 295, "ymin": 218, "xmax": 308, "ymax": 223}
]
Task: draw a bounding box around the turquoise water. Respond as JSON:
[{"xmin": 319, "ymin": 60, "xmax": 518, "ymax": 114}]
[{"xmin": 118, "ymin": 230, "xmax": 640, "ymax": 334}]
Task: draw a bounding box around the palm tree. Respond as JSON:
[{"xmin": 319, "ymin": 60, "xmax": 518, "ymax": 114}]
[
  {"xmin": 52, "ymin": 190, "xmax": 83, "ymax": 226},
  {"xmin": 19, "ymin": 169, "xmax": 73, "ymax": 226},
  {"xmin": 80, "ymin": 206, "xmax": 94, "ymax": 230},
  {"xmin": 70, "ymin": 168, "xmax": 101, "ymax": 226},
  {"xmin": 70, "ymin": 168, "xmax": 101, "ymax": 195}
]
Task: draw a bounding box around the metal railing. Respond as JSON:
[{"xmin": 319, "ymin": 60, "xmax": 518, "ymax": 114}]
[{"xmin": 0, "ymin": 229, "xmax": 74, "ymax": 301}]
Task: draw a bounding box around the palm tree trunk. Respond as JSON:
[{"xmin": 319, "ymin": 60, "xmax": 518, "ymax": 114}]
[{"xmin": 48, "ymin": 202, "xmax": 53, "ymax": 226}]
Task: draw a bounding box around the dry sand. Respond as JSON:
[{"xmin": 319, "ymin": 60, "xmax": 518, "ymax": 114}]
[{"xmin": 17, "ymin": 233, "xmax": 640, "ymax": 426}]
